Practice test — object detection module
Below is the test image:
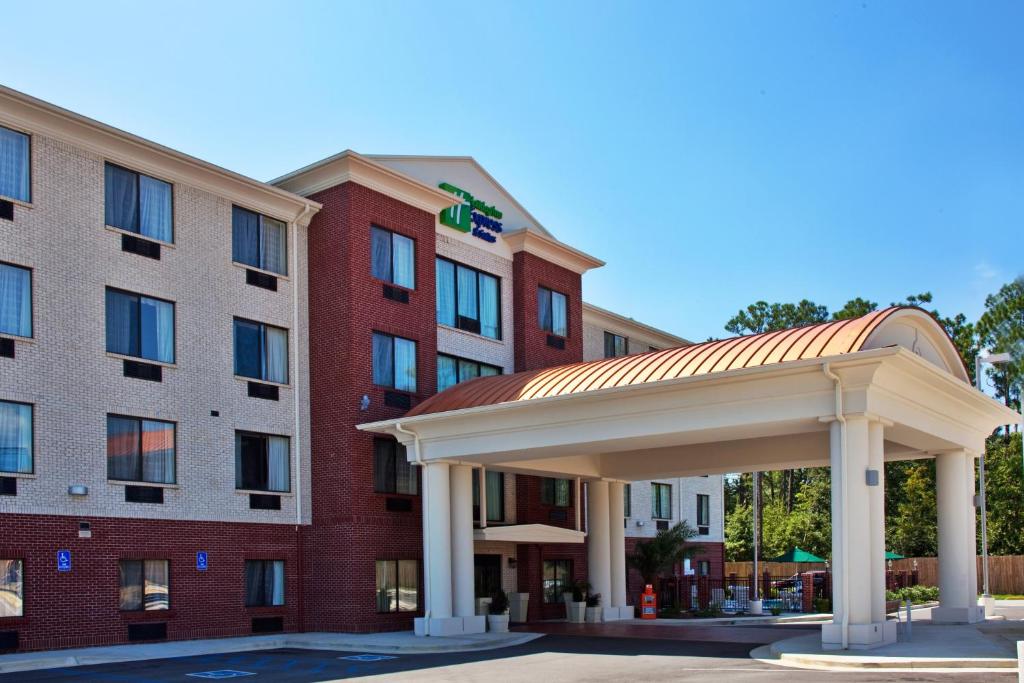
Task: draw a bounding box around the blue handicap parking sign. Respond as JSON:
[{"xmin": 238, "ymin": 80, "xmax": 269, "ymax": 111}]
[
  {"xmin": 186, "ymin": 671, "xmax": 255, "ymax": 679},
  {"xmin": 57, "ymin": 550, "xmax": 71, "ymax": 572},
  {"xmin": 197, "ymin": 551, "xmax": 208, "ymax": 571},
  {"xmin": 340, "ymin": 654, "xmax": 398, "ymax": 662}
]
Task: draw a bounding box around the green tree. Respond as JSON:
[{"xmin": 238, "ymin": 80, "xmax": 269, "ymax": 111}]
[
  {"xmin": 627, "ymin": 521, "xmax": 700, "ymax": 583},
  {"xmin": 832, "ymin": 297, "xmax": 878, "ymax": 320},
  {"xmin": 886, "ymin": 462, "xmax": 937, "ymax": 557},
  {"xmin": 984, "ymin": 433, "xmax": 1023, "ymax": 555},
  {"xmin": 724, "ymin": 503, "xmax": 753, "ymax": 562},
  {"xmin": 724, "ymin": 300, "xmax": 829, "ymax": 336},
  {"xmin": 977, "ymin": 277, "xmax": 1024, "ymax": 411}
]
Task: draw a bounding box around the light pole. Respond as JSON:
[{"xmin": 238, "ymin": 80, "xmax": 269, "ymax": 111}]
[{"xmin": 974, "ymin": 350, "xmax": 1014, "ymax": 615}]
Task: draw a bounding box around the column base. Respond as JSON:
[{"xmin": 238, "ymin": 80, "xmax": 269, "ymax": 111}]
[
  {"xmin": 978, "ymin": 595, "xmax": 995, "ymax": 618},
  {"xmin": 931, "ymin": 605, "xmax": 985, "ymax": 624},
  {"xmin": 602, "ymin": 606, "xmax": 633, "ymax": 621},
  {"xmin": 414, "ymin": 615, "xmax": 487, "ymax": 636},
  {"xmin": 821, "ymin": 620, "xmax": 897, "ymax": 650}
]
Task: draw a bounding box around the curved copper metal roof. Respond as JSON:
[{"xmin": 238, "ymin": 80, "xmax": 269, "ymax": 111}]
[{"xmin": 408, "ymin": 307, "xmax": 954, "ymax": 417}]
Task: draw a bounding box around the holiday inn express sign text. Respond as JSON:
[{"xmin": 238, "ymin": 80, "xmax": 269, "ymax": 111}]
[{"xmin": 439, "ymin": 182, "xmax": 504, "ymax": 243}]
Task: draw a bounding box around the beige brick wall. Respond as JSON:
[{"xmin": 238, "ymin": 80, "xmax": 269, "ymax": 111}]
[
  {"xmin": 624, "ymin": 476, "xmax": 724, "ymax": 541},
  {"xmin": 0, "ymin": 132, "xmax": 311, "ymax": 524}
]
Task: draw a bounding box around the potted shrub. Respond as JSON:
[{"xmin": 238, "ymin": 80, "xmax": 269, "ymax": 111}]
[
  {"xmin": 565, "ymin": 579, "xmax": 588, "ymax": 623},
  {"xmin": 487, "ymin": 590, "xmax": 510, "ymax": 632},
  {"xmin": 585, "ymin": 592, "xmax": 602, "ymax": 623}
]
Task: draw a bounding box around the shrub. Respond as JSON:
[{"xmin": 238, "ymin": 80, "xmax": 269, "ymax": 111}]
[
  {"xmin": 569, "ymin": 579, "xmax": 590, "ymax": 603},
  {"xmin": 769, "ymin": 606, "xmax": 783, "ymax": 616},
  {"xmin": 586, "ymin": 592, "xmax": 602, "ymax": 608},
  {"xmin": 813, "ymin": 598, "xmax": 832, "ymax": 613},
  {"xmin": 886, "ymin": 585, "xmax": 939, "ymax": 604},
  {"xmin": 489, "ymin": 590, "xmax": 510, "ymax": 615}
]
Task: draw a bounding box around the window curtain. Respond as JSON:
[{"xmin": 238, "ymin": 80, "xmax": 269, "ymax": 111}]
[
  {"xmin": 480, "ymin": 364, "xmax": 500, "ymax": 378},
  {"xmin": 245, "ymin": 560, "xmax": 263, "ymax": 606},
  {"xmin": 394, "ymin": 337, "xmax": 416, "ymax": 392},
  {"xmin": 0, "ymin": 263, "xmax": 31, "ymax": 337},
  {"xmin": 106, "ymin": 415, "xmax": 140, "ymax": 481},
  {"xmin": 555, "ymin": 479, "xmax": 570, "ymax": 507},
  {"xmin": 259, "ymin": 216, "xmax": 287, "ymax": 275},
  {"xmin": 456, "ymin": 266, "xmax": 477, "ymax": 321},
  {"xmin": 0, "ymin": 559, "xmax": 22, "ymax": 617},
  {"xmin": 551, "ymin": 291, "xmax": 568, "ymax": 337},
  {"xmin": 267, "ymin": 436, "xmax": 289, "ymax": 492},
  {"xmin": 485, "ymin": 471, "xmax": 503, "ymax": 522},
  {"xmin": 537, "ymin": 288, "xmax": 552, "ymax": 332},
  {"xmin": 0, "ymin": 126, "xmax": 30, "ymax": 202},
  {"xmin": 231, "ymin": 206, "xmax": 260, "ymax": 268},
  {"xmin": 104, "ymin": 164, "xmax": 139, "ymax": 232},
  {"xmin": 624, "ymin": 484, "xmax": 632, "ymax": 517},
  {"xmin": 269, "ymin": 560, "xmax": 285, "ymax": 606},
  {"xmin": 119, "ymin": 560, "xmax": 143, "ymax": 610},
  {"xmin": 140, "ymin": 297, "xmax": 174, "ymax": 363},
  {"xmin": 141, "ymin": 420, "xmax": 175, "ymax": 484},
  {"xmin": 436, "ymin": 355, "xmax": 457, "ymax": 392},
  {"xmin": 373, "ymin": 439, "xmax": 396, "ymax": 493},
  {"xmin": 105, "ymin": 289, "xmax": 139, "ymax": 357},
  {"xmin": 457, "ymin": 359, "xmax": 480, "ymax": 384},
  {"xmin": 263, "ymin": 325, "xmax": 289, "ymax": 384},
  {"xmin": 144, "ymin": 560, "xmax": 169, "ymax": 610},
  {"xmin": 479, "ymin": 274, "xmax": 499, "ymax": 339},
  {"xmin": 372, "ymin": 333, "xmax": 393, "ymax": 387},
  {"xmin": 392, "ymin": 234, "xmax": 414, "ymax": 289},
  {"xmin": 0, "ymin": 401, "xmax": 32, "ymax": 474},
  {"xmin": 395, "ymin": 443, "xmax": 416, "ymax": 494},
  {"xmin": 233, "ymin": 319, "xmax": 262, "ymax": 379},
  {"xmin": 397, "ymin": 560, "xmax": 418, "ymax": 612},
  {"xmin": 376, "ymin": 560, "xmax": 396, "ymax": 612},
  {"xmin": 370, "ymin": 227, "xmax": 391, "ymax": 282},
  {"xmin": 139, "ymin": 175, "xmax": 172, "ymax": 242},
  {"xmin": 435, "ymin": 259, "xmax": 456, "ymax": 326}
]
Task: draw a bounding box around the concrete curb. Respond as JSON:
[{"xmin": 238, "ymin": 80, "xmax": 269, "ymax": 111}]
[{"xmin": 0, "ymin": 632, "xmax": 544, "ymax": 674}]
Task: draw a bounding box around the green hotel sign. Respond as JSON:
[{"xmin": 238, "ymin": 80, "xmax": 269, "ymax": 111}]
[{"xmin": 439, "ymin": 182, "xmax": 504, "ymax": 243}]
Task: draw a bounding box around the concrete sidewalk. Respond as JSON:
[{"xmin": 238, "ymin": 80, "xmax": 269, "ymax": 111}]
[{"xmin": 0, "ymin": 630, "xmax": 542, "ymax": 674}]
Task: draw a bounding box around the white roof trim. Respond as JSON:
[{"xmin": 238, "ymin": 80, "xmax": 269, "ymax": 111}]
[
  {"xmin": 583, "ymin": 302, "xmax": 692, "ymax": 347},
  {"xmin": 503, "ymin": 227, "xmax": 604, "ymax": 275},
  {"xmin": 473, "ymin": 523, "xmax": 585, "ymax": 544}
]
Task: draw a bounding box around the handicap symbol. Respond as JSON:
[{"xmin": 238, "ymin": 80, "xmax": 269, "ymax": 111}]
[
  {"xmin": 57, "ymin": 550, "xmax": 71, "ymax": 572},
  {"xmin": 197, "ymin": 551, "xmax": 208, "ymax": 571}
]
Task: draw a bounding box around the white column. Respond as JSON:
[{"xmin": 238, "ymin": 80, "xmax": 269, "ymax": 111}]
[
  {"xmin": 415, "ymin": 462, "xmax": 453, "ymax": 636},
  {"xmin": 934, "ymin": 450, "xmax": 983, "ymax": 623},
  {"xmin": 450, "ymin": 465, "xmax": 474, "ymax": 616},
  {"xmin": 868, "ymin": 420, "xmax": 887, "ymax": 624},
  {"xmin": 587, "ymin": 480, "xmax": 611, "ymax": 617},
  {"xmin": 478, "ymin": 467, "xmax": 487, "ymax": 529},
  {"xmin": 608, "ymin": 480, "xmax": 628, "ymax": 619},
  {"xmin": 827, "ymin": 420, "xmax": 846, "ymax": 630},
  {"xmin": 964, "ymin": 454, "xmax": 980, "ymax": 607}
]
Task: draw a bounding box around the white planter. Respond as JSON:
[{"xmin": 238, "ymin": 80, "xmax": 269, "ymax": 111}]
[
  {"xmin": 749, "ymin": 599, "xmax": 763, "ymax": 615},
  {"xmin": 562, "ymin": 592, "xmax": 574, "ymax": 604},
  {"xmin": 487, "ymin": 613, "xmax": 510, "ymax": 633},
  {"xmin": 475, "ymin": 597, "xmax": 493, "ymax": 616},
  {"xmin": 509, "ymin": 592, "xmax": 529, "ymax": 623},
  {"xmin": 566, "ymin": 601, "xmax": 586, "ymax": 623},
  {"xmin": 585, "ymin": 606, "xmax": 602, "ymax": 623}
]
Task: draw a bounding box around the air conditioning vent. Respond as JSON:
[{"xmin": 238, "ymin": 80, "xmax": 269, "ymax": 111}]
[
  {"xmin": 0, "ymin": 477, "xmax": 15, "ymax": 496},
  {"xmin": 0, "ymin": 630, "xmax": 18, "ymax": 653},
  {"xmin": 0, "ymin": 338, "xmax": 13, "ymax": 358},
  {"xmin": 246, "ymin": 269, "xmax": 278, "ymax": 291},
  {"xmin": 121, "ymin": 234, "xmax": 161, "ymax": 259},
  {"xmin": 457, "ymin": 315, "xmax": 481, "ymax": 334},
  {"xmin": 125, "ymin": 485, "xmax": 164, "ymax": 504},
  {"xmin": 385, "ymin": 497, "xmax": 413, "ymax": 512},
  {"xmin": 384, "ymin": 391, "xmax": 411, "ymax": 410},
  {"xmin": 247, "ymin": 382, "xmax": 279, "ymax": 401},
  {"xmin": 0, "ymin": 200, "xmax": 13, "ymax": 222},
  {"xmin": 698, "ymin": 525, "xmax": 710, "ymax": 536},
  {"xmin": 546, "ymin": 334, "xmax": 566, "ymax": 350},
  {"xmin": 250, "ymin": 494, "xmax": 281, "ymax": 510},
  {"xmin": 548, "ymin": 509, "xmax": 567, "ymax": 523},
  {"xmin": 382, "ymin": 284, "xmax": 409, "ymax": 303},
  {"xmin": 252, "ymin": 616, "xmax": 283, "ymax": 633},
  {"xmin": 127, "ymin": 623, "xmax": 167, "ymax": 642},
  {"xmin": 656, "ymin": 520, "xmax": 669, "ymax": 531},
  {"xmin": 123, "ymin": 360, "xmax": 162, "ymax": 382}
]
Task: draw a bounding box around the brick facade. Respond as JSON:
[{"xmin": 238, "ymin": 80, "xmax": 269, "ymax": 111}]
[{"xmin": 511, "ymin": 251, "xmax": 583, "ymax": 372}]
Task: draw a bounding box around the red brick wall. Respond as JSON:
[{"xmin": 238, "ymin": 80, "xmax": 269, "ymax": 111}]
[
  {"xmin": 515, "ymin": 542, "xmax": 588, "ymax": 621},
  {"xmin": 511, "ymin": 251, "xmax": 583, "ymax": 372},
  {"xmin": 514, "ymin": 474, "xmax": 580, "ymax": 529},
  {"xmin": 303, "ymin": 181, "xmax": 438, "ymax": 632},
  {"xmin": 0, "ymin": 514, "xmax": 299, "ymax": 652}
]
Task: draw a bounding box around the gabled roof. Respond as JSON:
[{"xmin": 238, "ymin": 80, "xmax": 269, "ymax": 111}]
[{"xmin": 406, "ymin": 307, "xmax": 969, "ymax": 417}]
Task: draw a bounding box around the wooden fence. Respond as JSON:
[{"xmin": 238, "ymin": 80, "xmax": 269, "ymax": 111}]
[{"xmin": 724, "ymin": 555, "xmax": 1024, "ymax": 595}]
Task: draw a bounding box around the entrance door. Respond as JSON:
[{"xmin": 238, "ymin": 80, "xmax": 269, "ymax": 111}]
[{"xmin": 474, "ymin": 554, "xmax": 502, "ymax": 598}]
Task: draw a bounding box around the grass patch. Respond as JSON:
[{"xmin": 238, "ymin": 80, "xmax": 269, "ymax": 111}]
[{"xmin": 992, "ymin": 594, "xmax": 1024, "ymax": 600}]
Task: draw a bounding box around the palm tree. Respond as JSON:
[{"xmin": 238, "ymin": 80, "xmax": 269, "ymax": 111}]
[{"xmin": 627, "ymin": 521, "xmax": 701, "ymax": 585}]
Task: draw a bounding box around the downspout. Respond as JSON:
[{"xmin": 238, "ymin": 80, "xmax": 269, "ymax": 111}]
[
  {"xmin": 822, "ymin": 362, "xmax": 849, "ymax": 650},
  {"xmin": 395, "ymin": 421, "xmax": 428, "ymax": 635},
  {"xmin": 292, "ymin": 203, "xmax": 313, "ymax": 634}
]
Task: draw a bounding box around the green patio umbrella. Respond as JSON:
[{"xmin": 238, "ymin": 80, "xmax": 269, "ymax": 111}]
[
  {"xmin": 768, "ymin": 547, "xmax": 826, "ymax": 563},
  {"xmin": 885, "ymin": 551, "xmax": 905, "ymax": 560}
]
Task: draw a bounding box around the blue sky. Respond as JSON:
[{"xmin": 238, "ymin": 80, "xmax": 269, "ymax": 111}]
[{"xmin": 4, "ymin": 1, "xmax": 1021, "ymax": 341}]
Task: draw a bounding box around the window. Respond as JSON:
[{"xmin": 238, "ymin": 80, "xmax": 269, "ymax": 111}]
[
  {"xmin": 0, "ymin": 125, "xmax": 30, "ymax": 203},
  {"xmin": 541, "ymin": 478, "xmax": 571, "ymax": 507},
  {"xmin": 375, "ymin": 560, "xmax": 418, "ymax": 612},
  {"xmin": 604, "ymin": 332, "xmax": 628, "ymax": 358},
  {"xmin": 0, "ymin": 559, "xmax": 23, "ymax": 617},
  {"xmin": 244, "ymin": 559, "xmax": 285, "ymax": 606},
  {"xmin": 371, "ymin": 226, "xmax": 415, "ymax": 289},
  {"xmin": 107, "ymin": 415, "xmax": 175, "ymax": 484},
  {"xmin": 105, "ymin": 288, "xmax": 175, "ymax": 364},
  {"xmin": 0, "ymin": 400, "xmax": 32, "ymax": 474},
  {"xmin": 624, "ymin": 483, "xmax": 632, "ymax": 518},
  {"xmin": 373, "ymin": 438, "xmax": 417, "ymax": 495},
  {"xmin": 697, "ymin": 560, "xmax": 711, "ymax": 577},
  {"xmin": 234, "ymin": 318, "xmax": 289, "ymax": 384},
  {"xmin": 0, "ymin": 262, "xmax": 31, "ymax": 338},
  {"xmin": 119, "ymin": 559, "xmax": 169, "ymax": 611},
  {"xmin": 472, "ymin": 470, "xmax": 504, "ymax": 522},
  {"xmin": 436, "ymin": 354, "xmax": 501, "ymax": 392},
  {"xmin": 542, "ymin": 559, "xmax": 571, "ymax": 604},
  {"xmin": 372, "ymin": 332, "xmax": 416, "ymax": 392},
  {"xmin": 436, "ymin": 258, "xmax": 500, "ymax": 339},
  {"xmin": 537, "ymin": 287, "xmax": 567, "ymax": 337},
  {"xmin": 652, "ymin": 483, "xmax": 672, "ymax": 519},
  {"xmin": 232, "ymin": 206, "xmax": 287, "ymax": 275},
  {"xmin": 104, "ymin": 163, "xmax": 173, "ymax": 242},
  {"xmin": 696, "ymin": 494, "xmax": 710, "ymax": 535},
  {"xmin": 235, "ymin": 431, "xmax": 290, "ymax": 492}
]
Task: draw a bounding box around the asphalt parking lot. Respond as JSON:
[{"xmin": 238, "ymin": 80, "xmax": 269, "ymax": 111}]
[{"xmin": 1, "ymin": 627, "xmax": 1016, "ymax": 683}]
